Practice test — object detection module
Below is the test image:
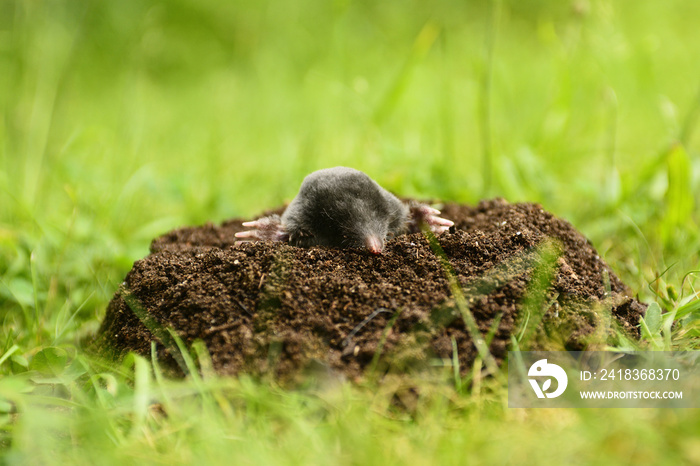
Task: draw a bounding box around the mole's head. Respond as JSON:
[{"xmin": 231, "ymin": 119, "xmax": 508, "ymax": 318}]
[
  {"xmin": 282, "ymin": 167, "xmax": 409, "ymax": 254},
  {"xmin": 307, "ymin": 197, "xmax": 399, "ymax": 254},
  {"xmin": 343, "ymin": 206, "xmax": 393, "ymax": 254}
]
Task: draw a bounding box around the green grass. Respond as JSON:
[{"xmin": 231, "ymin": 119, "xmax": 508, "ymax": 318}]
[{"xmin": 1, "ymin": 0, "xmax": 700, "ymax": 463}]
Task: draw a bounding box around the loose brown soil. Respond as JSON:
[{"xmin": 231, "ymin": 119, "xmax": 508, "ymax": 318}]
[{"xmin": 95, "ymin": 199, "xmax": 646, "ymax": 383}]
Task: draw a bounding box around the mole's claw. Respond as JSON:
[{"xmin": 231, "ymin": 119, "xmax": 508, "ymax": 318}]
[
  {"xmin": 426, "ymin": 216, "xmax": 454, "ymax": 234},
  {"xmin": 234, "ymin": 230, "xmax": 258, "ymax": 239},
  {"xmin": 431, "ymin": 225, "xmax": 451, "ymax": 235},
  {"xmin": 429, "ymin": 216, "xmax": 454, "ymax": 227},
  {"xmin": 407, "ymin": 202, "xmax": 454, "ymax": 234},
  {"xmin": 235, "ymin": 215, "xmax": 288, "ymax": 242}
]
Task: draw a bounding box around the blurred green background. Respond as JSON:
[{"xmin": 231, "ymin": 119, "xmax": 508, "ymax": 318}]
[{"xmin": 1, "ymin": 0, "xmax": 700, "ymax": 463}]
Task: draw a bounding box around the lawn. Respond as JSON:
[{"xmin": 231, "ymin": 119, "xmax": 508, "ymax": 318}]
[{"xmin": 1, "ymin": 0, "xmax": 699, "ymax": 464}]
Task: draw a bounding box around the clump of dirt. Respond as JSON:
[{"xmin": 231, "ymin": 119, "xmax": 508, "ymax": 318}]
[{"xmin": 95, "ymin": 199, "xmax": 646, "ymax": 383}]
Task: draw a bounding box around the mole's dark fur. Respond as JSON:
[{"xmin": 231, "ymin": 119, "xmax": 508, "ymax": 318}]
[{"xmin": 282, "ymin": 167, "xmax": 408, "ymax": 250}]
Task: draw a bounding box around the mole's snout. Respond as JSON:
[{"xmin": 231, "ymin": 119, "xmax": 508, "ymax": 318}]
[{"xmin": 365, "ymin": 235, "xmax": 384, "ymax": 255}]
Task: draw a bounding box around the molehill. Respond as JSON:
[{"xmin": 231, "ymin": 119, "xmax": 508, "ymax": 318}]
[{"xmin": 95, "ymin": 199, "xmax": 646, "ymax": 382}]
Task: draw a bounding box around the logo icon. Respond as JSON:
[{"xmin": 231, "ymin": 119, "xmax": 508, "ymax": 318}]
[{"xmin": 528, "ymin": 359, "xmax": 568, "ymax": 398}]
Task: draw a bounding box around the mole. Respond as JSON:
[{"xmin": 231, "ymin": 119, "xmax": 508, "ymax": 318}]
[{"xmin": 235, "ymin": 166, "xmax": 454, "ymax": 254}]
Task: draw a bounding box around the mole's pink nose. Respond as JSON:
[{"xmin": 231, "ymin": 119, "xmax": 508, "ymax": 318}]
[{"xmin": 365, "ymin": 236, "xmax": 383, "ymax": 255}]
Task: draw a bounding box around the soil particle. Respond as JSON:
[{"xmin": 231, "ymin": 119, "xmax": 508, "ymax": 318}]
[{"xmin": 95, "ymin": 199, "xmax": 645, "ymax": 382}]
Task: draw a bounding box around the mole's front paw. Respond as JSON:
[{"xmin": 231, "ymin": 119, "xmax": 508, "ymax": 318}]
[
  {"xmin": 235, "ymin": 215, "xmax": 289, "ymax": 242},
  {"xmin": 408, "ymin": 203, "xmax": 454, "ymax": 234}
]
